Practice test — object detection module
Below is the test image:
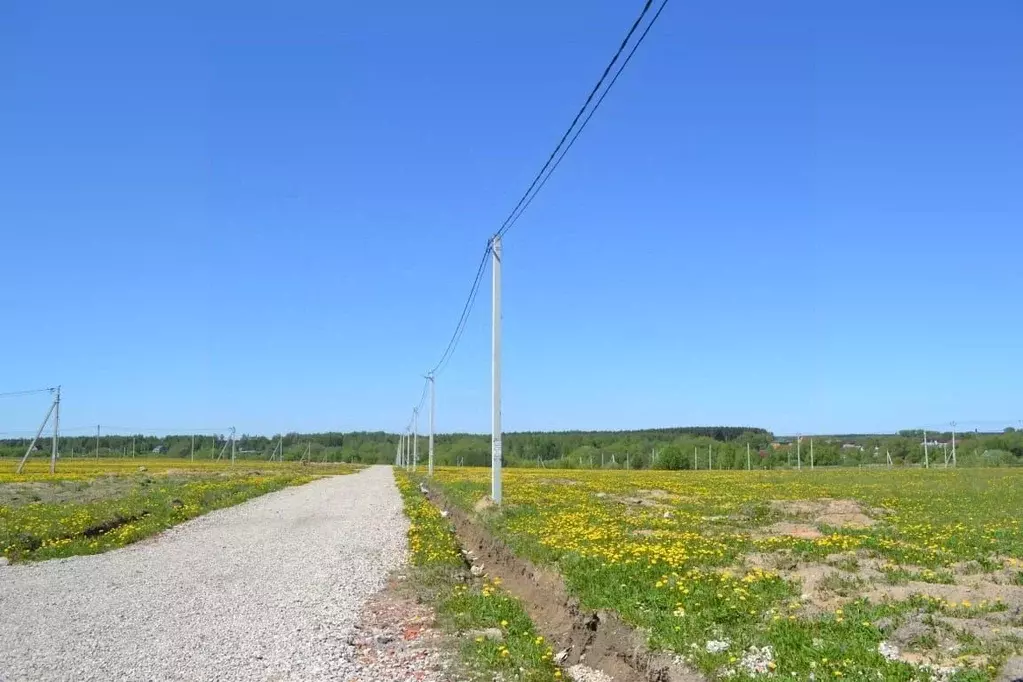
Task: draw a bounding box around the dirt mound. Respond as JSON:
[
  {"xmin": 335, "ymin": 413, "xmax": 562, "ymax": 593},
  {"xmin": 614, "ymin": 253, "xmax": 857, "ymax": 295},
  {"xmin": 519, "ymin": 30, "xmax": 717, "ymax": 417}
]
[{"xmin": 770, "ymin": 498, "xmax": 876, "ymax": 528}]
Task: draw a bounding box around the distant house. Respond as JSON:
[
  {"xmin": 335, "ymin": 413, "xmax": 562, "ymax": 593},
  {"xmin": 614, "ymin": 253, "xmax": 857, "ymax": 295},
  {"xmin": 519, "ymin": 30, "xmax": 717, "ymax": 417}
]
[
  {"xmin": 152, "ymin": 445, "xmax": 167, "ymax": 454},
  {"xmin": 841, "ymin": 443, "xmax": 864, "ymax": 451}
]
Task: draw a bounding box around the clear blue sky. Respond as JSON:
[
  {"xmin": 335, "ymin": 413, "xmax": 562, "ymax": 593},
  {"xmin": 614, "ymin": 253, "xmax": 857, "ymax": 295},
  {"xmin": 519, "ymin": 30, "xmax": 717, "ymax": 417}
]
[{"xmin": 2, "ymin": 1, "xmax": 1020, "ymax": 438}]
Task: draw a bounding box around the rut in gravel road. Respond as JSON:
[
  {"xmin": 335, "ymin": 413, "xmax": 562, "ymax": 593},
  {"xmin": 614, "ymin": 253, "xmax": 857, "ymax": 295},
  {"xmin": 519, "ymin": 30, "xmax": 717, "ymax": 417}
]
[{"xmin": 0, "ymin": 465, "xmax": 408, "ymax": 682}]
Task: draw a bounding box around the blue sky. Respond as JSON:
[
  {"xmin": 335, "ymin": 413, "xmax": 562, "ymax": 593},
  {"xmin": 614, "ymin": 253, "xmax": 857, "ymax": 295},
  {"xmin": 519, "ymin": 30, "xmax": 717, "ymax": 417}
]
[{"xmin": 1, "ymin": 1, "xmax": 1020, "ymax": 437}]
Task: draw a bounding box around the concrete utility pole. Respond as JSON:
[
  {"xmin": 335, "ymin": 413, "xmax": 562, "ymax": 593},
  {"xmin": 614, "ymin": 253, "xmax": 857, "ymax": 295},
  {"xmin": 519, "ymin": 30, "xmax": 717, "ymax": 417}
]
[
  {"xmin": 191, "ymin": 434, "xmax": 195, "ymax": 462},
  {"xmin": 923, "ymin": 430, "xmax": 929, "ymax": 469},
  {"xmin": 951, "ymin": 421, "xmax": 957, "ymax": 466},
  {"xmin": 230, "ymin": 426, "xmax": 236, "ymax": 464},
  {"xmin": 491, "ymin": 234, "xmax": 503, "ymax": 504},
  {"xmin": 16, "ymin": 388, "xmax": 60, "ymax": 474},
  {"xmin": 747, "ymin": 442, "xmax": 751, "ymax": 471},
  {"xmin": 708, "ymin": 445, "xmax": 713, "ymax": 470},
  {"xmin": 96, "ymin": 425, "xmax": 101, "ymax": 460},
  {"xmin": 797, "ymin": 435, "xmax": 802, "ymax": 470},
  {"xmin": 413, "ymin": 408, "xmax": 419, "ymax": 472},
  {"xmin": 132, "ymin": 435, "xmax": 136, "ymax": 459},
  {"xmin": 694, "ymin": 446, "xmax": 697, "ymax": 470},
  {"xmin": 50, "ymin": 386, "xmax": 60, "ymax": 474},
  {"xmin": 810, "ymin": 438, "xmax": 814, "ymax": 470},
  {"xmin": 427, "ymin": 373, "xmax": 435, "ymax": 476}
]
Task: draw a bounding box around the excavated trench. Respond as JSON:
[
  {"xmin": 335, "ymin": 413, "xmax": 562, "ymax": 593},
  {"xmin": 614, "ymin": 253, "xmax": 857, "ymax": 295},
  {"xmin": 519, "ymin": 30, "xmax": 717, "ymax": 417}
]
[{"xmin": 425, "ymin": 488, "xmax": 703, "ymax": 682}]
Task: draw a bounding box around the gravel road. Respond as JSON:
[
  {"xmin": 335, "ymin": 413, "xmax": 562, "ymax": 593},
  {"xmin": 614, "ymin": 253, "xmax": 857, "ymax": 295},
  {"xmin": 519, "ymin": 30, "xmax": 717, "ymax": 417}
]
[{"xmin": 0, "ymin": 465, "xmax": 408, "ymax": 682}]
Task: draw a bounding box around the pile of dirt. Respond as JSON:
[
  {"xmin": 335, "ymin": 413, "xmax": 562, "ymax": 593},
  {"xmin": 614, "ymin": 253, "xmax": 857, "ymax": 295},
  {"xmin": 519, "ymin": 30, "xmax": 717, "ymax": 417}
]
[{"xmin": 770, "ymin": 498, "xmax": 877, "ymax": 529}]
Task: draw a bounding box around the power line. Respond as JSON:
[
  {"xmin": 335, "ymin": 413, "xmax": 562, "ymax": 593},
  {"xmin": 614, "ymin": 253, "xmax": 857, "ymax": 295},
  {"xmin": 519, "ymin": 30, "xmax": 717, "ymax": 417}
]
[
  {"xmin": 495, "ymin": 0, "xmax": 664, "ymax": 240},
  {"xmin": 426, "ymin": 241, "xmax": 492, "ymax": 377},
  {"xmin": 403, "ymin": 1, "xmax": 668, "ymax": 437},
  {"xmin": 501, "ymin": 0, "xmax": 669, "ymax": 235},
  {"xmin": 0, "ymin": 387, "xmax": 56, "ymax": 398}
]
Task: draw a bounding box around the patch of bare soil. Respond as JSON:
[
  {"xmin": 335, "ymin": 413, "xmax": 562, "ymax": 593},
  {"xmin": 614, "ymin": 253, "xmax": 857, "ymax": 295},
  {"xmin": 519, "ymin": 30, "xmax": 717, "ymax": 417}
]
[
  {"xmin": 430, "ymin": 490, "xmax": 705, "ymax": 682},
  {"xmin": 635, "ymin": 490, "xmax": 682, "ymax": 502},
  {"xmin": 865, "ymin": 579, "xmax": 1023, "ymax": 613},
  {"xmin": 346, "ymin": 574, "xmax": 453, "ymax": 682},
  {"xmin": 770, "ymin": 498, "xmax": 877, "ymax": 529},
  {"xmin": 760, "ymin": 522, "xmax": 823, "ymax": 540},
  {"xmin": 0, "ymin": 476, "xmax": 138, "ymax": 507}
]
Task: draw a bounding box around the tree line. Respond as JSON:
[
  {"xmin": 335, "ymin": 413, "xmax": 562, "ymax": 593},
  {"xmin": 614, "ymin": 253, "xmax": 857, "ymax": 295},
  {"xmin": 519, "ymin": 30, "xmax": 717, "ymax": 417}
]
[{"xmin": 3, "ymin": 426, "xmax": 1021, "ymax": 469}]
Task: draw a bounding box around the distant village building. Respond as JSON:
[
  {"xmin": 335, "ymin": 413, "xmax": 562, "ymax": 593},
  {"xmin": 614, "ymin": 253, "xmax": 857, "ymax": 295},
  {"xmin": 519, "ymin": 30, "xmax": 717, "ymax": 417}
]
[{"xmin": 152, "ymin": 445, "xmax": 167, "ymax": 454}]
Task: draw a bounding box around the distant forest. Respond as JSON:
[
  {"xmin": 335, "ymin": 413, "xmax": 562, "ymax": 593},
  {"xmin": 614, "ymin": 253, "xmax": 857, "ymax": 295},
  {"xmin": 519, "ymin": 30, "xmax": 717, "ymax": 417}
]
[{"xmin": 3, "ymin": 425, "xmax": 1022, "ymax": 469}]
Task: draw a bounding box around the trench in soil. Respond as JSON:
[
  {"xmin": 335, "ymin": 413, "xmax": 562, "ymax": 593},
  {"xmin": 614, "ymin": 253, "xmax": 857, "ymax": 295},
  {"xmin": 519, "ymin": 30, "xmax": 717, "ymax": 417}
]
[{"xmin": 425, "ymin": 489, "xmax": 704, "ymax": 682}]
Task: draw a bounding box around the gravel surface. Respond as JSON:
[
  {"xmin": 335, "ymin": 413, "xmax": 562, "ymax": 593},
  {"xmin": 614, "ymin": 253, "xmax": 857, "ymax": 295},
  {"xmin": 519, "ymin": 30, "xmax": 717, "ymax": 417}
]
[
  {"xmin": 0, "ymin": 465, "xmax": 407, "ymax": 682},
  {"xmin": 345, "ymin": 575, "xmax": 453, "ymax": 681}
]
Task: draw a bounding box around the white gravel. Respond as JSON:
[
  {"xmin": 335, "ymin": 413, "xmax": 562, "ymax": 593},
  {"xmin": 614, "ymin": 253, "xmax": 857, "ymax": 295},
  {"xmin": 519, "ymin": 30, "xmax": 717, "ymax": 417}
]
[{"xmin": 0, "ymin": 465, "xmax": 408, "ymax": 682}]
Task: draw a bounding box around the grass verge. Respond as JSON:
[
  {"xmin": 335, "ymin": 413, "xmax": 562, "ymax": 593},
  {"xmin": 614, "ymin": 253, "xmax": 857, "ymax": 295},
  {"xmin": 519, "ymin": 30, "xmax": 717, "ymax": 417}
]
[{"xmin": 395, "ymin": 469, "xmax": 562, "ymax": 681}]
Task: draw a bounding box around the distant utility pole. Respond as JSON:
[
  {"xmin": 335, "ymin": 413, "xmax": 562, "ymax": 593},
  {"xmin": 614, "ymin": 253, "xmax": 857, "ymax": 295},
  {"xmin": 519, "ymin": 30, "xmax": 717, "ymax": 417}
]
[
  {"xmin": 230, "ymin": 426, "xmax": 236, "ymax": 464},
  {"xmin": 132, "ymin": 436, "xmax": 136, "ymax": 459},
  {"xmin": 412, "ymin": 408, "xmax": 419, "ymax": 472},
  {"xmin": 16, "ymin": 387, "xmax": 61, "ymax": 474},
  {"xmin": 491, "ymin": 234, "xmax": 503, "ymax": 505},
  {"xmin": 50, "ymin": 386, "xmax": 60, "ymax": 474},
  {"xmin": 708, "ymin": 444, "xmax": 713, "ymax": 470},
  {"xmin": 747, "ymin": 442, "xmax": 751, "ymax": 471},
  {"xmin": 922, "ymin": 430, "xmax": 929, "ymax": 469},
  {"xmin": 427, "ymin": 373, "xmax": 436, "ymax": 476},
  {"xmin": 797, "ymin": 435, "xmax": 802, "ymax": 470},
  {"xmin": 810, "ymin": 438, "xmax": 814, "ymax": 470},
  {"xmin": 950, "ymin": 421, "xmax": 957, "ymax": 466},
  {"xmin": 693, "ymin": 446, "xmax": 697, "ymax": 470},
  {"xmin": 96, "ymin": 425, "xmax": 101, "ymax": 460}
]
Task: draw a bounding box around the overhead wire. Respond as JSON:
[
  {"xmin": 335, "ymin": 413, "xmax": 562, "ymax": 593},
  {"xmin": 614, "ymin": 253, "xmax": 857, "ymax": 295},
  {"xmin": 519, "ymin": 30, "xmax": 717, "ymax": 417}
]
[
  {"xmin": 426, "ymin": 241, "xmax": 493, "ymax": 378},
  {"xmin": 0, "ymin": 387, "xmax": 56, "ymax": 398},
  {"xmin": 499, "ymin": 0, "xmax": 669, "ymax": 235},
  {"xmin": 404, "ymin": 0, "xmax": 667, "ymax": 422},
  {"xmin": 495, "ymin": 0, "xmax": 661, "ymax": 240}
]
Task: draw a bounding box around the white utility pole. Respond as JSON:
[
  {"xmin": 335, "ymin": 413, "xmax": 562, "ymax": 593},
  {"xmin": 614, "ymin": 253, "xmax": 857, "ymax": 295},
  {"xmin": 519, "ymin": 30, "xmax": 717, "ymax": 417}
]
[
  {"xmin": 708, "ymin": 444, "xmax": 713, "ymax": 470},
  {"xmin": 132, "ymin": 435, "xmax": 136, "ymax": 459},
  {"xmin": 96, "ymin": 425, "xmax": 101, "ymax": 460},
  {"xmin": 230, "ymin": 426, "xmax": 236, "ymax": 464},
  {"xmin": 413, "ymin": 408, "xmax": 419, "ymax": 472},
  {"xmin": 747, "ymin": 442, "xmax": 751, "ymax": 471},
  {"xmin": 427, "ymin": 373, "xmax": 435, "ymax": 476},
  {"xmin": 50, "ymin": 386, "xmax": 60, "ymax": 474},
  {"xmin": 16, "ymin": 388, "xmax": 60, "ymax": 474},
  {"xmin": 693, "ymin": 446, "xmax": 697, "ymax": 470},
  {"xmin": 810, "ymin": 438, "xmax": 814, "ymax": 470},
  {"xmin": 951, "ymin": 421, "xmax": 957, "ymax": 466},
  {"xmin": 191, "ymin": 434, "xmax": 195, "ymax": 462},
  {"xmin": 923, "ymin": 430, "xmax": 929, "ymax": 469},
  {"xmin": 490, "ymin": 234, "xmax": 503, "ymax": 505},
  {"xmin": 797, "ymin": 435, "xmax": 802, "ymax": 470}
]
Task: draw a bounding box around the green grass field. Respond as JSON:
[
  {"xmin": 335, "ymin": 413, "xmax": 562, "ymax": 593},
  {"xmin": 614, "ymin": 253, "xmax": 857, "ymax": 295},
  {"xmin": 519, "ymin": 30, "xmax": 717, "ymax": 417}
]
[{"xmin": 426, "ymin": 467, "xmax": 1023, "ymax": 681}]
